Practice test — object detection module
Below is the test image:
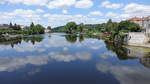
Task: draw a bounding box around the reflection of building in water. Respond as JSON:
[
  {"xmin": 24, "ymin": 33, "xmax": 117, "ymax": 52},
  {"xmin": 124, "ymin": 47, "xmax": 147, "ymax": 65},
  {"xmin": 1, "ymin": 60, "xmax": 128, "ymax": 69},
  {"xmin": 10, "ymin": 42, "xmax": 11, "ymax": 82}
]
[
  {"xmin": 140, "ymin": 56, "xmax": 150, "ymax": 68},
  {"xmin": 127, "ymin": 48, "xmax": 149, "ymax": 58}
]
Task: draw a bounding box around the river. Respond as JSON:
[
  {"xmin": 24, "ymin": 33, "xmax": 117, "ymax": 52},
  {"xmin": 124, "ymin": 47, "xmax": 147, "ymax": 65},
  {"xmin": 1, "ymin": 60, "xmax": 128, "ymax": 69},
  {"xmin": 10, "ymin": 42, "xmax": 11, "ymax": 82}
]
[{"xmin": 0, "ymin": 33, "xmax": 150, "ymax": 84}]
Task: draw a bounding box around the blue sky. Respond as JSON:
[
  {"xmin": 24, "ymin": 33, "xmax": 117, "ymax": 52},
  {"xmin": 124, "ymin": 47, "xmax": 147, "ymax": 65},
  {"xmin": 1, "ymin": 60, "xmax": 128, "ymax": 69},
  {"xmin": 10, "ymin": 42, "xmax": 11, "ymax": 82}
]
[{"xmin": 0, "ymin": 0, "xmax": 150, "ymax": 27}]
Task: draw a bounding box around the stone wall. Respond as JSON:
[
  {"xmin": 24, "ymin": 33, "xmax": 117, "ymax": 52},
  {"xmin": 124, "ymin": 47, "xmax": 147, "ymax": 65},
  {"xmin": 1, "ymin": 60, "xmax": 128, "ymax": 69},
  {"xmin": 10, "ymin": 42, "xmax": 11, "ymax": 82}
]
[{"xmin": 127, "ymin": 32, "xmax": 149, "ymax": 45}]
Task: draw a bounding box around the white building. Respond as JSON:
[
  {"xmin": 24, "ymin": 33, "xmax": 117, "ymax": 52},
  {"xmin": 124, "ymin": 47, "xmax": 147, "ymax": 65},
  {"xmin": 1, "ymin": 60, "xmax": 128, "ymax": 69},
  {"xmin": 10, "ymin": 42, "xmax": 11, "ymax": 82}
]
[
  {"xmin": 128, "ymin": 16, "xmax": 150, "ymax": 33},
  {"xmin": 143, "ymin": 16, "xmax": 150, "ymax": 33}
]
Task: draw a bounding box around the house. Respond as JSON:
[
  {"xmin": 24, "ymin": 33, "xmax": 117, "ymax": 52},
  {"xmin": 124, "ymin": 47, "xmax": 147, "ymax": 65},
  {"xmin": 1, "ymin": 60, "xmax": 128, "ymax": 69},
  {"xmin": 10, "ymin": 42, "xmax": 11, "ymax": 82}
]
[
  {"xmin": 22, "ymin": 26, "xmax": 30, "ymax": 31},
  {"xmin": 143, "ymin": 16, "xmax": 150, "ymax": 33},
  {"xmin": 0, "ymin": 24, "xmax": 9, "ymax": 29},
  {"xmin": 44, "ymin": 29, "xmax": 51, "ymax": 33},
  {"xmin": 128, "ymin": 16, "xmax": 150, "ymax": 33}
]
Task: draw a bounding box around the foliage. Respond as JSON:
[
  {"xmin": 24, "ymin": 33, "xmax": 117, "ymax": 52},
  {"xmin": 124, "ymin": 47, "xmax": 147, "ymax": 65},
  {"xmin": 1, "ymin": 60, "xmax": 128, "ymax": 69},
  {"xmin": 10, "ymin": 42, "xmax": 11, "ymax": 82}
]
[
  {"xmin": 52, "ymin": 26, "xmax": 65, "ymax": 32},
  {"xmin": 118, "ymin": 20, "xmax": 141, "ymax": 32},
  {"xmin": 65, "ymin": 22, "xmax": 77, "ymax": 33},
  {"xmin": 28, "ymin": 23, "xmax": 45, "ymax": 35},
  {"xmin": 47, "ymin": 26, "xmax": 51, "ymax": 30},
  {"xmin": 77, "ymin": 23, "xmax": 84, "ymax": 33},
  {"xmin": 65, "ymin": 35, "xmax": 77, "ymax": 43}
]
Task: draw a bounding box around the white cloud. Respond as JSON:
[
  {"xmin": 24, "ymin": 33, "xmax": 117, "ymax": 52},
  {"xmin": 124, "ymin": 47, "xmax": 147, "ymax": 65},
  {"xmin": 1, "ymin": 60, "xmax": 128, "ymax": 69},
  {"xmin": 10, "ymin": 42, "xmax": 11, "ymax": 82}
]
[
  {"xmin": 75, "ymin": 0, "xmax": 93, "ymax": 9},
  {"xmin": 123, "ymin": 3, "xmax": 150, "ymax": 17},
  {"xmin": 106, "ymin": 12, "xmax": 119, "ymax": 18},
  {"xmin": 0, "ymin": 9, "xmax": 105, "ymax": 27},
  {"xmin": 101, "ymin": 1, "xmax": 123, "ymax": 9},
  {"xmin": 0, "ymin": 9, "xmax": 44, "ymax": 25},
  {"xmin": 2, "ymin": 0, "xmax": 94, "ymax": 9},
  {"xmin": 89, "ymin": 11, "xmax": 103, "ymax": 16},
  {"xmin": 47, "ymin": 0, "xmax": 76, "ymax": 9},
  {"xmin": 62, "ymin": 10, "xmax": 68, "ymax": 14},
  {"xmin": 105, "ymin": 3, "xmax": 150, "ymax": 21},
  {"xmin": 43, "ymin": 13, "xmax": 105, "ymax": 27},
  {"xmin": 4, "ymin": 0, "xmax": 48, "ymax": 6}
]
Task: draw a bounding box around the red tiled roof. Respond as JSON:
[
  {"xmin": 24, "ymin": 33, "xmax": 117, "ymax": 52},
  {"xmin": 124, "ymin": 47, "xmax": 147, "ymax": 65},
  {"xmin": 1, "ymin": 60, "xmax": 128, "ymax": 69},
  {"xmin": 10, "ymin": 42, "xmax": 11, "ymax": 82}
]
[
  {"xmin": 128, "ymin": 16, "xmax": 150, "ymax": 21},
  {"xmin": 128, "ymin": 17, "xmax": 142, "ymax": 21}
]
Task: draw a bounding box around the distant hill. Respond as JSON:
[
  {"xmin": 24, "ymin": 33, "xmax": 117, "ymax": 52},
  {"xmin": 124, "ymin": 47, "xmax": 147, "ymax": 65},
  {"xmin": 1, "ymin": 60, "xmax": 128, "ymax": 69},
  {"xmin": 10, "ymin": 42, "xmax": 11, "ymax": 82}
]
[{"xmin": 52, "ymin": 26, "xmax": 65, "ymax": 32}]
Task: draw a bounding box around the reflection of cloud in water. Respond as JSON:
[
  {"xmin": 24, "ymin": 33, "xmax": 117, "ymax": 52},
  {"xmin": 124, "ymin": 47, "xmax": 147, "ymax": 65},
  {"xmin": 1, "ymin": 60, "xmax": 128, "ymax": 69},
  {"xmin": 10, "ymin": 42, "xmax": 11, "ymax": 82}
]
[
  {"xmin": 27, "ymin": 69, "xmax": 41, "ymax": 76},
  {"xmin": 89, "ymin": 45, "xmax": 103, "ymax": 50},
  {"xmin": 0, "ymin": 51, "xmax": 91, "ymax": 72},
  {"xmin": 49, "ymin": 51, "xmax": 91, "ymax": 62},
  {"xmin": 96, "ymin": 61, "xmax": 150, "ymax": 84},
  {"xmin": 14, "ymin": 41, "xmax": 47, "ymax": 52},
  {"xmin": 0, "ymin": 45, "xmax": 12, "ymax": 51},
  {"xmin": 100, "ymin": 51, "xmax": 117, "ymax": 59},
  {"xmin": 44, "ymin": 38, "xmax": 104, "ymax": 50},
  {"xmin": 0, "ymin": 55, "xmax": 49, "ymax": 72},
  {"xmin": 0, "ymin": 35, "xmax": 105, "ymax": 53},
  {"xmin": 81, "ymin": 39, "xmax": 105, "ymax": 50}
]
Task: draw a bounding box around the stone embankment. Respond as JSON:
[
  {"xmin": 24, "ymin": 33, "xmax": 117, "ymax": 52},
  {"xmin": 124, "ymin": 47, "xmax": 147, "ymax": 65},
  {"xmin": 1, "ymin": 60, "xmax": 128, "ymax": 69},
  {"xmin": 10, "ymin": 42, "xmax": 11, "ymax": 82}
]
[{"xmin": 127, "ymin": 32, "xmax": 150, "ymax": 48}]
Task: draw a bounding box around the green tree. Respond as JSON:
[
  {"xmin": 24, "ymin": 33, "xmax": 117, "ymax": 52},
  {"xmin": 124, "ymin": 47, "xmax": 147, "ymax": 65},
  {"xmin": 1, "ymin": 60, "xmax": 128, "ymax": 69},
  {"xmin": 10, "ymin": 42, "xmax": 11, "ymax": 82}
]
[
  {"xmin": 77, "ymin": 23, "xmax": 84, "ymax": 33},
  {"xmin": 65, "ymin": 22, "xmax": 77, "ymax": 33},
  {"xmin": 105, "ymin": 19, "xmax": 113, "ymax": 32},
  {"xmin": 30, "ymin": 22, "xmax": 34, "ymax": 28},
  {"xmin": 16, "ymin": 25, "xmax": 21, "ymax": 30},
  {"xmin": 47, "ymin": 26, "xmax": 51, "ymax": 30},
  {"xmin": 9, "ymin": 22, "xmax": 13, "ymax": 28},
  {"xmin": 118, "ymin": 20, "xmax": 141, "ymax": 32}
]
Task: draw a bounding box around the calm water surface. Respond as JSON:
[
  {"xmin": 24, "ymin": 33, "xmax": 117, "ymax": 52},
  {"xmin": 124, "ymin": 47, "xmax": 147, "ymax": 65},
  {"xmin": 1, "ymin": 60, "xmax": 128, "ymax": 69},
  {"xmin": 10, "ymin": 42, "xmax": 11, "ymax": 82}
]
[{"xmin": 0, "ymin": 33, "xmax": 150, "ymax": 84}]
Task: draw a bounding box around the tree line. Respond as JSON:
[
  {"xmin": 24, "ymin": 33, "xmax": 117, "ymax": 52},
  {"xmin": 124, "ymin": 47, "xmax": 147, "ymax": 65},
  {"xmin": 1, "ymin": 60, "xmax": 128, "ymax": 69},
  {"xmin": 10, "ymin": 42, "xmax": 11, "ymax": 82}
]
[
  {"xmin": 0, "ymin": 22, "xmax": 49, "ymax": 35},
  {"xmin": 52, "ymin": 19, "xmax": 141, "ymax": 34}
]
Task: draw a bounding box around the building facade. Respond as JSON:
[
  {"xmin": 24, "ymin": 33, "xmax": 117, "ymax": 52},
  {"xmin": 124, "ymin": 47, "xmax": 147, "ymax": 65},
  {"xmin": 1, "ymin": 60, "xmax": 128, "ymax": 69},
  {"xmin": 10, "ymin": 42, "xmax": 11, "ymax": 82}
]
[
  {"xmin": 128, "ymin": 16, "xmax": 150, "ymax": 33},
  {"xmin": 0, "ymin": 24, "xmax": 9, "ymax": 29}
]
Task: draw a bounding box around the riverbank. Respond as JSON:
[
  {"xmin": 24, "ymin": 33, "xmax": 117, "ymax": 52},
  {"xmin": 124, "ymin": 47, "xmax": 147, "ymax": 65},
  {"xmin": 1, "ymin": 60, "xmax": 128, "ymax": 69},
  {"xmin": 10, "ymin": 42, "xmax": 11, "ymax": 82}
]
[
  {"xmin": 127, "ymin": 44, "xmax": 150, "ymax": 48},
  {"xmin": 0, "ymin": 34, "xmax": 24, "ymax": 41}
]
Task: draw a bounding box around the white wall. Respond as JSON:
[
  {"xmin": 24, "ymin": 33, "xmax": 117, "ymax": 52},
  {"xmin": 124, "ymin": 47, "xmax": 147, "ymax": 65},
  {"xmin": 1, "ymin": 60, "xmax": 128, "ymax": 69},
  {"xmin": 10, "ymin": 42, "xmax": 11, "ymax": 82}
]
[{"xmin": 127, "ymin": 32, "xmax": 149, "ymax": 45}]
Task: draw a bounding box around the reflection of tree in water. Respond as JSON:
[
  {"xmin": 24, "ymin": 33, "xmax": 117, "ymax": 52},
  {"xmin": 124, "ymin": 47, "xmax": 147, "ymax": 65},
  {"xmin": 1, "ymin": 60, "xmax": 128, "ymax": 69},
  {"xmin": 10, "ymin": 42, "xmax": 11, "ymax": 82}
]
[
  {"xmin": 65, "ymin": 35, "xmax": 77, "ymax": 43},
  {"xmin": 104, "ymin": 41, "xmax": 131, "ymax": 60},
  {"xmin": 140, "ymin": 55, "xmax": 150, "ymax": 68},
  {"xmin": 65, "ymin": 35, "xmax": 86, "ymax": 43},
  {"xmin": 79, "ymin": 35, "xmax": 84, "ymax": 42},
  {"xmin": 105, "ymin": 41, "xmax": 150, "ymax": 68},
  {"xmin": 0, "ymin": 36, "xmax": 44, "ymax": 48},
  {"xmin": 23, "ymin": 36, "xmax": 43, "ymax": 45},
  {"xmin": 0, "ymin": 38, "xmax": 22, "ymax": 48}
]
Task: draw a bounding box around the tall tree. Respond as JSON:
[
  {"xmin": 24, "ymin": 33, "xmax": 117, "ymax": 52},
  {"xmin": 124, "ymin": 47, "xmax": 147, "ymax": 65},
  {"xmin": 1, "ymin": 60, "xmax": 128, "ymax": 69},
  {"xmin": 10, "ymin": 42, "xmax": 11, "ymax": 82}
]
[
  {"xmin": 30, "ymin": 22, "xmax": 34, "ymax": 28},
  {"xmin": 9, "ymin": 22, "xmax": 13, "ymax": 28},
  {"xmin": 105, "ymin": 19, "xmax": 113, "ymax": 32},
  {"xmin": 77, "ymin": 23, "xmax": 84, "ymax": 33},
  {"xmin": 65, "ymin": 22, "xmax": 77, "ymax": 33},
  {"xmin": 47, "ymin": 26, "xmax": 51, "ymax": 30},
  {"xmin": 118, "ymin": 20, "xmax": 141, "ymax": 32}
]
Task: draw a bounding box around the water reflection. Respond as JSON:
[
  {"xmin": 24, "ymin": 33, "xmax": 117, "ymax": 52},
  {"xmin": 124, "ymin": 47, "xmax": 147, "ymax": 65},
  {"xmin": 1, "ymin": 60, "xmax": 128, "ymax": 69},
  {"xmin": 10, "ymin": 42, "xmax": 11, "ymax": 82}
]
[
  {"xmin": 96, "ymin": 61, "xmax": 150, "ymax": 84},
  {"xmin": 0, "ymin": 35, "xmax": 44, "ymax": 48},
  {"xmin": 140, "ymin": 56, "xmax": 150, "ymax": 68},
  {"xmin": 64, "ymin": 34, "xmax": 85, "ymax": 43},
  {"xmin": 0, "ymin": 33, "xmax": 150, "ymax": 84}
]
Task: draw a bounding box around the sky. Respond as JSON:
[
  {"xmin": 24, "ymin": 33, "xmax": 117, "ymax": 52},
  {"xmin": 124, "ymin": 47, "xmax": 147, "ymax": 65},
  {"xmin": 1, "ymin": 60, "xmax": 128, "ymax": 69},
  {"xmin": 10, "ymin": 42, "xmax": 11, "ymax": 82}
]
[{"xmin": 0, "ymin": 0, "xmax": 150, "ymax": 27}]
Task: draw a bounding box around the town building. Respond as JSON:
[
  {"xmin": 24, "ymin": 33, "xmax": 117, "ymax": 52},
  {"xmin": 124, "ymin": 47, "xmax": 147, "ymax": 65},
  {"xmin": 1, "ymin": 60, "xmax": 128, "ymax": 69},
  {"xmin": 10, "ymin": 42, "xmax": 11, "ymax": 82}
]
[
  {"xmin": 128, "ymin": 16, "xmax": 150, "ymax": 33},
  {"xmin": 44, "ymin": 29, "xmax": 51, "ymax": 33},
  {"xmin": 0, "ymin": 24, "xmax": 9, "ymax": 29}
]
